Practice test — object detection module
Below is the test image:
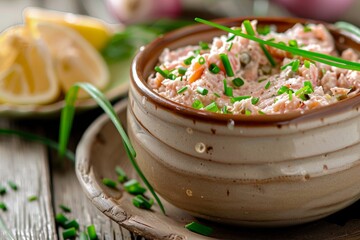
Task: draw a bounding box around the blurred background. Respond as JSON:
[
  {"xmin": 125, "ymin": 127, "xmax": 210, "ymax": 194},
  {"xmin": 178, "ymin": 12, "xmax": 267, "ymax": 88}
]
[{"xmin": 0, "ymin": 0, "xmax": 359, "ymax": 31}]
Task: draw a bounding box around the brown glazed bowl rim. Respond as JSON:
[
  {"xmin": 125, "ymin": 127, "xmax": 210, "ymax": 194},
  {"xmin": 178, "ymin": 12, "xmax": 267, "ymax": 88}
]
[{"xmin": 131, "ymin": 17, "xmax": 360, "ymax": 126}]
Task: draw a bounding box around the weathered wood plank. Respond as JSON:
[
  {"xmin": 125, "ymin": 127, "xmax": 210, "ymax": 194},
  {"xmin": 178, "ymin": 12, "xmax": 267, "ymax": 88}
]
[{"xmin": 0, "ymin": 121, "xmax": 56, "ymax": 240}]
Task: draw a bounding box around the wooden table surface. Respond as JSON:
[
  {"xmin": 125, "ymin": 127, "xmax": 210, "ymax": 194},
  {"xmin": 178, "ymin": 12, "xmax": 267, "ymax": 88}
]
[{"xmin": 0, "ymin": 106, "xmax": 143, "ymax": 240}]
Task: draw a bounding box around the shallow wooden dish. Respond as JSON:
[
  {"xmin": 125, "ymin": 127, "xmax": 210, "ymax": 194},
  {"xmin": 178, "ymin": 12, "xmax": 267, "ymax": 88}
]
[{"xmin": 76, "ymin": 99, "xmax": 360, "ymax": 240}]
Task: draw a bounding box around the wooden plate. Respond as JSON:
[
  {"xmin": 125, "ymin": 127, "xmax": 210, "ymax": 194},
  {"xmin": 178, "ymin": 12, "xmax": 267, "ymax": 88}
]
[
  {"xmin": 75, "ymin": 99, "xmax": 360, "ymax": 240},
  {"xmin": 0, "ymin": 59, "xmax": 131, "ymax": 118}
]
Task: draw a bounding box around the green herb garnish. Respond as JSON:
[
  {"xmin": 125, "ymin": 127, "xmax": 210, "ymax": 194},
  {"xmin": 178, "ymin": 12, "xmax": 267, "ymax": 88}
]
[
  {"xmin": 232, "ymin": 77, "xmax": 244, "ymax": 87},
  {"xmin": 185, "ymin": 222, "xmax": 213, "ymax": 236},
  {"xmin": 257, "ymin": 25, "xmax": 271, "ymax": 35},
  {"xmin": 55, "ymin": 213, "xmax": 68, "ymax": 227},
  {"xmin": 245, "ymin": 109, "xmax": 252, "ymax": 115},
  {"xmin": 124, "ymin": 179, "xmax": 147, "ymax": 195},
  {"xmin": 62, "ymin": 227, "xmax": 77, "ymax": 239},
  {"xmin": 208, "ymin": 63, "xmax": 220, "ymax": 74},
  {"xmin": 64, "ymin": 219, "xmax": 80, "ymax": 230},
  {"xmin": 184, "ymin": 56, "xmax": 195, "ymax": 65},
  {"xmin": 251, "ymin": 97, "xmax": 260, "ymax": 105},
  {"xmin": 0, "ymin": 186, "xmax": 6, "ymax": 196},
  {"xmin": 199, "ymin": 41, "xmax": 210, "ymax": 50},
  {"xmin": 28, "ymin": 196, "xmax": 38, "ymax": 202},
  {"xmin": 177, "ymin": 86, "xmax": 188, "ymax": 94},
  {"xmin": 288, "ymin": 39, "xmax": 298, "ymax": 48},
  {"xmin": 154, "ymin": 66, "xmax": 169, "ymax": 78},
  {"xmin": 115, "ymin": 166, "xmax": 128, "ymax": 183},
  {"xmin": 228, "ymin": 42, "xmax": 233, "ymax": 51},
  {"xmin": 265, "ymin": 81, "xmax": 271, "ymax": 90},
  {"xmin": 87, "ymin": 225, "xmax": 98, "ymax": 240},
  {"xmin": 220, "ymin": 53, "xmax": 234, "ymax": 77},
  {"xmin": 204, "ymin": 102, "xmax": 219, "ymax": 112},
  {"xmin": 291, "ymin": 59, "xmax": 300, "ymax": 72},
  {"xmin": 102, "ymin": 178, "xmax": 117, "ymax": 189},
  {"xmin": 213, "ymin": 92, "xmax": 221, "ymax": 98},
  {"xmin": 303, "ymin": 25, "xmax": 312, "ymax": 32},
  {"xmin": 178, "ymin": 67, "xmax": 187, "ymax": 75},
  {"xmin": 0, "ymin": 202, "xmax": 7, "ymax": 212},
  {"xmin": 230, "ymin": 96, "xmax": 251, "ymax": 103},
  {"xmin": 132, "ymin": 195, "xmax": 154, "ymax": 209},
  {"xmin": 59, "ymin": 204, "xmax": 72, "ymax": 213},
  {"xmin": 197, "ymin": 87, "xmax": 208, "ymax": 95},
  {"xmin": 192, "ymin": 99, "xmax": 204, "ymax": 109},
  {"xmin": 8, "ymin": 181, "xmax": 18, "ymax": 191},
  {"xmin": 198, "ymin": 56, "xmax": 206, "ymax": 65}
]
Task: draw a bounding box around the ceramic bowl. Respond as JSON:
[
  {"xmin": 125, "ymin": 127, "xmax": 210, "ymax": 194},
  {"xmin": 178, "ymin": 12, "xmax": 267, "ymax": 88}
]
[{"xmin": 128, "ymin": 17, "xmax": 360, "ymax": 226}]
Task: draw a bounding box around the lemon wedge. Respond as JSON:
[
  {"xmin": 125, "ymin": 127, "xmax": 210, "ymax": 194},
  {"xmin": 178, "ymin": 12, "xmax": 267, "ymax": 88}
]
[
  {"xmin": 23, "ymin": 7, "xmax": 113, "ymax": 50},
  {"xmin": 0, "ymin": 26, "xmax": 60, "ymax": 105},
  {"xmin": 31, "ymin": 22, "xmax": 110, "ymax": 98}
]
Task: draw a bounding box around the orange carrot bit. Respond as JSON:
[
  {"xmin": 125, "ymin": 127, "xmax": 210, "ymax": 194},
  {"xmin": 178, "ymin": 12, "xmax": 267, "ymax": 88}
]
[{"xmin": 188, "ymin": 62, "xmax": 204, "ymax": 83}]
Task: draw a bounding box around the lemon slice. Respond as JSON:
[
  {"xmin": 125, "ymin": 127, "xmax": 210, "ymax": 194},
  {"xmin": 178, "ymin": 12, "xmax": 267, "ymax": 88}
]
[
  {"xmin": 0, "ymin": 26, "xmax": 60, "ymax": 105},
  {"xmin": 23, "ymin": 7, "xmax": 113, "ymax": 50},
  {"xmin": 32, "ymin": 22, "xmax": 110, "ymax": 98}
]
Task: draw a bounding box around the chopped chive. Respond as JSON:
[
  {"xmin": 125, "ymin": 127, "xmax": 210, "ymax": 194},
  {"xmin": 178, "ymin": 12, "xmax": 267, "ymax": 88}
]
[
  {"xmin": 225, "ymin": 87, "xmax": 233, "ymax": 97},
  {"xmin": 199, "ymin": 41, "xmax": 210, "ymax": 50},
  {"xmin": 80, "ymin": 232, "xmax": 89, "ymax": 240},
  {"xmin": 251, "ymin": 97, "xmax": 260, "ymax": 105},
  {"xmin": 168, "ymin": 73, "xmax": 176, "ymax": 80},
  {"xmin": 192, "ymin": 99, "xmax": 204, "ymax": 109},
  {"xmin": 304, "ymin": 81, "xmax": 314, "ymax": 92},
  {"xmin": 28, "ymin": 196, "xmax": 38, "ymax": 202},
  {"xmin": 0, "ymin": 202, "xmax": 7, "ymax": 212},
  {"xmin": 245, "ymin": 109, "xmax": 252, "ymax": 115},
  {"xmin": 154, "ymin": 66, "xmax": 168, "ymax": 78},
  {"xmin": 277, "ymin": 86, "xmax": 290, "ymax": 95},
  {"xmin": 227, "ymin": 42, "xmax": 233, "ymax": 51},
  {"xmin": 0, "ymin": 185, "xmax": 6, "ymax": 196},
  {"xmin": 258, "ymin": 110, "xmax": 266, "ymax": 115},
  {"xmin": 185, "ymin": 222, "xmax": 213, "ymax": 236},
  {"xmin": 288, "ymin": 90, "xmax": 293, "ymax": 100},
  {"xmin": 223, "ymin": 79, "xmax": 228, "ymax": 93},
  {"xmin": 55, "ymin": 213, "xmax": 68, "ymax": 226},
  {"xmin": 222, "ymin": 105, "xmax": 229, "ymax": 114},
  {"xmin": 87, "ymin": 225, "xmax": 98, "ymax": 240},
  {"xmin": 204, "ymin": 102, "xmax": 219, "ymax": 112},
  {"xmin": 8, "ymin": 181, "xmax": 18, "ymax": 191},
  {"xmin": 132, "ymin": 195, "xmax": 154, "ymax": 209},
  {"xmin": 115, "ymin": 166, "xmax": 128, "ymax": 183},
  {"xmin": 64, "ymin": 219, "xmax": 80, "ymax": 230},
  {"xmin": 62, "ymin": 227, "xmax": 77, "ymax": 239},
  {"xmin": 177, "ymin": 86, "xmax": 188, "ymax": 94},
  {"xmin": 208, "ymin": 63, "xmax": 220, "ymax": 74},
  {"xmin": 124, "ymin": 179, "xmax": 146, "ymax": 195},
  {"xmin": 219, "ymin": 53, "xmax": 234, "ymax": 77},
  {"xmin": 265, "ymin": 81, "xmax": 271, "ymax": 90},
  {"xmin": 184, "ymin": 56, "xmax": 195, "ymax": 65},
  {"xmin": 303, "ymin": 25, "xmax": 312, "ymax": 32},
  {"xmin": 197, "ymin": 87, "xmax": 208, "ymax": 95},
  {"xmin": 257, "ymin": 25, "xmax": 271, "ymax": 35},
  {"xmin": 102, "ymin": 178, "xmax": 117, "ymax": 189},
  {"xmin": 198, "ymin": 56, "xmax": 206, "ymax": 65},
  {"xmin": 232, "ymin": 77, "xmax": 244, "ymax": 87},
  {"xmin": 178, "ymin": 67, "xmax": 187, "ymax": 75},
  {"xmin": 304, "ymin": 60, "xmax": 311, "ymax": 68},
  {"xmin": 258, "ymin": 77, "xmax": 267, "ymax": 83},
  {"xmin": 213, "ymin": 92, "xmax": 220, "ymax": 98},
  {"xmin": 291, "ymin": 59, "xmax": 300, "ymax": 72},
  {"xmin": 194, "ymin": 18, "xmax": 360, "ymax": 71},
  {"xmin": 288, "ymin": 39, "xmax": 298, "ymax": 48},
  {"xmin": 295, "ymin": 83, "xmax": 313, "ymax": 101},
  {"xmin": 226, "ymin": 34, "xmax": 236, "ymax": 42},
  {"xmin": 280, "ymin": 61, "xmax": 293, "ymax": 71},
  {"xmin": 230, "ymin": 96, "xmax": 251, "ymax": 103},
  {"xmin": 59, "ymin": 204, "xmax": 72, "ymax": 213},
  {"xmin": 193, "ymin": 49, "xmax": 201, "ymax": 55}
]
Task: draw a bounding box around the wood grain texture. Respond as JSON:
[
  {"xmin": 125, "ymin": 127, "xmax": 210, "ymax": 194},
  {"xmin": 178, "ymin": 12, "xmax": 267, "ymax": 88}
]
[
  {"xmin": 76, "ymin": 100, "xmax": 360, "ymax": 240},
  {"xmin": 0, "ymin": 120, "xmax": 56, "ymax": 240}
]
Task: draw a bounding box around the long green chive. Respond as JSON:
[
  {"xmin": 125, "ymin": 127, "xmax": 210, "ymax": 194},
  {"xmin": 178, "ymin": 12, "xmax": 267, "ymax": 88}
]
[
  {"xmin": 208, "ymin": 63, "xmax": 220, "ymax": 74},
  {"xmin": 192, "ymin": 99, "xmax": 204, "ymax": 109},
  {"xmin": 8, "ymin": 181, "xmax": 18, "ymax": 191},
  {"xmin": 124, "ymin": 179, "xmax": 146, "ymax": 195},
  {"xmin": 87, "ymin": 225, "xmax": 98, "ymax": 240},
  {"xmin": 185, "ymin": 222, "xmax": 213, "ymax": 236},
  {"xmin": 0, "ymin": 202, "xmax": 7, "ymax": 212},
  {"xmin": 213, "ymin": 92, "xmax": 221, "ymax": 98},
  {"xmin": 265, "ymin": 81, "xmax": 271, "ymax": 89},
  {"xmin": 291, "ymin": 59, "xmax": 300, "ymax": 72},
  {"xmin": 251, "ymin": 97, "xmax": 260, "ymax": 105},
  {"xmin": 132, "ymin": 195, "xmax": 154, "ymax": 209},
  {"xmin": 245, "ymin": 109, "xmax": 252, "ymax": 115},
  {"xmin": 64, "ymin": 219, "xmax": 80, "ymax": 230},
  {"xmin": 102, "ymin": 178, "xmax": 117, "ymax": 189},
  {"xmin": 59, "ymin": 83, "xmax": 165, "ymax": 214},
  {"xmin": 62, "ymin": 227, "xmax": 77, "ymax": 239},
  {"xmin": 277, "ymin": 86, "xmax": 291, "ymax": 95},
  {"xmin": 243, "ymin": 20, "xmax": 276, "ymax": 67},
  {"xmin": 232, "ymin": 77, "xmax": 244, "ymax": 87},
  {"xmin": 0, "ymin": 186, "xmax": 6, "ymax": 196},
  {"xmin": 198, "ymin": 56, "xmax": 206, "ymax": 65},
  {"xmin": 194, "ymin": 18, "xmax": 360, "ymax": 71},
  {"xmin": 80, "ymin": 232, "xmax": 89, "ymax": 240},
  {"xmin": 197, "ymin": 87, "xmax": 208, "ymax": 95},
  {"xmin": 204, "ymin": 102, "xmax": 219, "ymax": 112},
  {"xmin": 177, "ymin": 86, "xmax": 188, "ymax": 94},
  {"xmin": 231, "ymin": 95, "xmax": 251, "ymax": 103},
  {"xmin": 227, "ymin": 42, "xmax": 233, "ymax": 51},
  {"xmin": 199, "ymin": 41, "xmax": 210, "ymax": 50},
  {"xmin": 288, "ymin": 39, "xmax": 298, "ymax": 48},
  {"xmin": 115, "ymin": 166, "xmax": 128, "ymax": 183},
  {"xmin": 178, "ymin": 67, "xmax": 187, "ymax": 75},
  {"xmin": 226, "ymin": 34, "xmax": 236, "ymax": 42},
  {"xmin": 154, "ymin": 66, "xmax": 169, "ymax": 78},
  {"xmin": 28, "ymin": 196, "xmax": 38, "ymax": 202},
  {"xmin": 220, "ymin": 53, "xmax": 234, "ymax": 77},
  {"xmin": 59, "ymin": 204, "xmax": 72, "ymax": 213},
  {"xmin": 184, "ymin": 56, "xmax": 195, "ymax": 65},
  {"xmin": 55, "ymin": 213, "xmax": 68, "ymax": 227}
]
